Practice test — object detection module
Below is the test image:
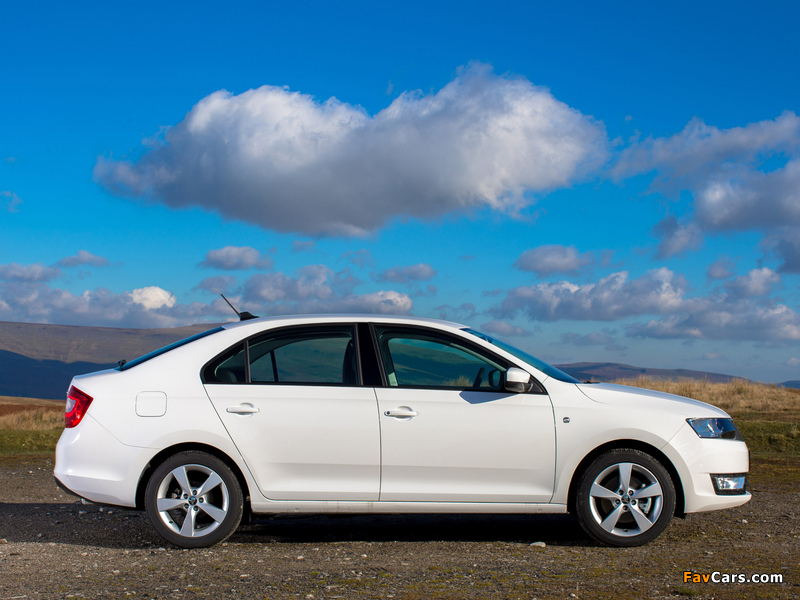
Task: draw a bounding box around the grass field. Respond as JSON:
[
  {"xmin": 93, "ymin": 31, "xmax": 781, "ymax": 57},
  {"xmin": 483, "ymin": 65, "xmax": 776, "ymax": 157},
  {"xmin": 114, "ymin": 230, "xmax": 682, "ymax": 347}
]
[
  {"xmin": 1, "ymin": 379, "xmax": 798, "ymax": 459},
  {"xmin": 0, "ymin": 397, "xmax": 63, "ymax": 454}
]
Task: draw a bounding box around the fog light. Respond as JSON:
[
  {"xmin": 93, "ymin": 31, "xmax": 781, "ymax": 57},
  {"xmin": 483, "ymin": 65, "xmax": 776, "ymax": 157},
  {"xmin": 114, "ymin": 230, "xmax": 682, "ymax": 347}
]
[{"xmin": 711, "ymin": 473, "xmax": 747, "ymax": 495}]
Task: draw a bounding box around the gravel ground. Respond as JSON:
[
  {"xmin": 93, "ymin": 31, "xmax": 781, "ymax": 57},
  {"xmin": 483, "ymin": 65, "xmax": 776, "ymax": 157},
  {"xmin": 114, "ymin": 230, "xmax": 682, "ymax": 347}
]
[{"xmin": 0, "ymin": 456, "xmax": 797, "ymax": 600}]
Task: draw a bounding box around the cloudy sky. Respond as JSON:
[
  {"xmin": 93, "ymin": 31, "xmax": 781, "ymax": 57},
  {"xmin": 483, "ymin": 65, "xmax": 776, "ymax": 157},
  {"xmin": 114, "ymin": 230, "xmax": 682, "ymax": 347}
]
[{"xmin": 2, "ymin": 1, "xmax": 799, "ymax": 382}]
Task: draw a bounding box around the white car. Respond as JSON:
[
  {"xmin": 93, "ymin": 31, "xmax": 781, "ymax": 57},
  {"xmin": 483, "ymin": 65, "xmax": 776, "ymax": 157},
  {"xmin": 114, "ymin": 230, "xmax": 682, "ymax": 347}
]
[{"xmin": 54, "ymin": 315, "xmax": 750, "ymax": 548}]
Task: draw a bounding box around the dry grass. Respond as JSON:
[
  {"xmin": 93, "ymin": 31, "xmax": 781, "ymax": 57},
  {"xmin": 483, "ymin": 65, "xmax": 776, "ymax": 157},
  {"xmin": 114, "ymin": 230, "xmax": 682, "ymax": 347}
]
[
  {"xmin": 611, "ymin": 376, "xmax": 800, "ymax": 417},
  {"xmin": 0, "ymin": 407, "xmax": 63, "ymax": 431}
]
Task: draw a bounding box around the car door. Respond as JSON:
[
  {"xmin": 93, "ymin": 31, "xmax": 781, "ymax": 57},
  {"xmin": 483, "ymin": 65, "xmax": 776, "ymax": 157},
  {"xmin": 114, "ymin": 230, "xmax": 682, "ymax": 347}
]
[
  {"xmin": 372, "ymin": 325, "xmax": 556, "ymax": 503},
  {"xmin": 203, "ymin": 324, "xmax": 381, "ymax": 502}
]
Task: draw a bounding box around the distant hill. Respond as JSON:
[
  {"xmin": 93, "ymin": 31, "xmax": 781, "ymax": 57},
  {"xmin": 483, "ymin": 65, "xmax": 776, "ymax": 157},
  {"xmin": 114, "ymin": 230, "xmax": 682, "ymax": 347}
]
[
  {"xmin": 0, "ymin": 321, "xmax": 217, "ymax": 399},
  {"xmin": 555, "ymin": 362, "xmax": 746, "ymax": 384},
  {"xmin": 0, "ymin": 320, "xmax": 791, "ymax": 399},
  {"xmin": 781, "ymin": 381, "xmax": 800, "ymax": 389}
]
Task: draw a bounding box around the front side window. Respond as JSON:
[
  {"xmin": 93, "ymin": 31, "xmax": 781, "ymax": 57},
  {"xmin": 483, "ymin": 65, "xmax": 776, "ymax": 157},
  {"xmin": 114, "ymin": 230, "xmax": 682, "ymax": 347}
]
[
  {"xmin": 203, "ymin": 326, "xmax": 357, "ymax": 385},
  {"xmin": 373, "ymin": 326, "xmax": 507, "ymax": 390}
]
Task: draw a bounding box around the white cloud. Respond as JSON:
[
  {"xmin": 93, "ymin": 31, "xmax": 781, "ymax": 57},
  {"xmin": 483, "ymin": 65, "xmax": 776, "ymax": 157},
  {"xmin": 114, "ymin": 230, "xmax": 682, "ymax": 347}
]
[
  {"xmin": 724, "ymin": 268, "xmax": 780, "ymax": 298},
  {"xmin": 653, "ymin": 216, "xmax": 703, "ymax": 258},
  {"xmin": 773, "ymin": 231, "xmax": 800, "ymax": 273},
  {"xmin": 0, "ymin": 281, "xmax": 216, "ymax": 328},
  {"xmin": 480, "ymin": 320, "xmax": 530, "ymax": 337},
  {"xmin": 787, "ymin": 357, "xmax": 800, "ymax": 368},
  {"xmin": 1, "ymin": 191, "xmax": 22, "ymax": 213},
  {"xmin": 94, "ymin": 64, "xmax": 608, "ymax": 237},
  {"xmin": 130, "ymin": 286, "xmax": 177, "ymax": 310},
  {"xmin": 241, "ymin": 266, "xmax": 412, "ymax": 316},
  {"xmin": 341, "ymin": 250, "xmax": 375, "ymax": 269},
  {"xmin": 491, "ymin": 268, "xmax": 800, "ymax": 342},
  {"xmin": 494, "ymin": 268, "xmax": 690, "ymax": 322},
  {"xmin": 193, "ymin": 275, "xmax": 238, "ymax": 295},
  {"xmin": 513, "ymin": 245, "xmax": 593, "ymax": 275},
  {"xmin": 0, "ymin": 262, "xmax": 61, "ymax": 282},
  {"xmin": 376, "ymin": 263, "xmax": 437, "ymax": 283},
  {"xmin": 629, "ymin": 302, "xmax": 800, "ymax": 342},
  {"xmin": 291, "ymin": 240, "xmax": 316, "ymax": 253},
  {"xmin": 199, "ymin": 246, "xmax": 273, "ymax": 270},
  {"xmin": 561, "ymin": 331, "xmax": 623, "ymax": 350},
  {"xmin": 56, "ymin": 250, "xmax": 110, "ymax": 268},
  {"xmin": 613, "ymin": 112, "xmax": 800, "ymax": 182},
  {"xmin": 693, "ymin": 159, "xmax": 800, "ymax": 231},
  {"xmin": 707, "ymin": 256, "xmax": 735, "ymax": 280},
  {"xmin": 614, "ymin": 112, "xmax": 800, "ymax": 269},
  {"xmin": 244, "ymin": 265, "xmax": 334, "ymax": 303}
]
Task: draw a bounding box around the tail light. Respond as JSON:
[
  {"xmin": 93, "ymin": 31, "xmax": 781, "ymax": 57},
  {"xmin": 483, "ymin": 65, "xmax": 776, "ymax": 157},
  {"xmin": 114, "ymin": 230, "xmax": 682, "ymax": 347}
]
[{"xmin": 65, "ymin": 386, "xmax": 93, "ymax": 428}]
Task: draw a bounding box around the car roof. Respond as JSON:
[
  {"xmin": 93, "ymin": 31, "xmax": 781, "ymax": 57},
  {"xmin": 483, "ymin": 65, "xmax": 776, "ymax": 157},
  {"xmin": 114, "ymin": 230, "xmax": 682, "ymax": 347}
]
[{"xmin": 218, "ymin": 313, "xmax": 466, "ymax": 333}]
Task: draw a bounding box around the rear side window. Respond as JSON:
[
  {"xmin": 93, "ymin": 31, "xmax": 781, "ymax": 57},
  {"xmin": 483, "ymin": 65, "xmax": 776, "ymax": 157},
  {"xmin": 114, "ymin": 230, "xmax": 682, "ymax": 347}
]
[{"xmin": 203, "ymin": 325, "xmax": 357, "ymax": 386}]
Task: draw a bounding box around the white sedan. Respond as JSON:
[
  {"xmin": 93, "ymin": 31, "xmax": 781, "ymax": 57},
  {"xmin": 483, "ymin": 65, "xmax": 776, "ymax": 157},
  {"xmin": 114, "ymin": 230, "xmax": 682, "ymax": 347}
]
[{"xmin": 54, "ymin": 315, "xmax": 750, "ymax": 548}]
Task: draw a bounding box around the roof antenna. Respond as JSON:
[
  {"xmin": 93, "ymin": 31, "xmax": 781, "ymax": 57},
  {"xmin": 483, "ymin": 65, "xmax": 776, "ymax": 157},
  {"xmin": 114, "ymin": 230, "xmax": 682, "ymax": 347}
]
[{"xmin": 220, "ymin": 294, "xmax": 258, "ymax": 321}]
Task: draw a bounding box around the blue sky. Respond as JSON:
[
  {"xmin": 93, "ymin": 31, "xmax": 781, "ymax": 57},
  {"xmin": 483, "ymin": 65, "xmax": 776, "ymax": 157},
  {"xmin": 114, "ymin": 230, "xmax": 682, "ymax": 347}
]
[{"xmin": 2, "ymin": 1, "xmax": 800, "ymax": 382}]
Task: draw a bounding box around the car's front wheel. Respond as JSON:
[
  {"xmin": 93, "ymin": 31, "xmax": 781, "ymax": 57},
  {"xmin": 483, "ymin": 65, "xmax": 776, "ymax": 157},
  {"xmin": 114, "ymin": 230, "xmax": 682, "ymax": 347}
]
[
  {"xmin": 145, "ymin": 451, "xmax": 243, "ymax": 548},
  {"xmin": 575, "ymin": 448, "xmax": 676, "ymax": 546}
]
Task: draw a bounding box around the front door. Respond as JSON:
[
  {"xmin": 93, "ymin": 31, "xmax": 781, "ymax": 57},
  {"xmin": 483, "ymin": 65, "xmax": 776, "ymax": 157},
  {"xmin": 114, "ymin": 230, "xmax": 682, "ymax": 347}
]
[{"xmin": 372, "ymin": 326, "xmax": 556, "ymax": 503}]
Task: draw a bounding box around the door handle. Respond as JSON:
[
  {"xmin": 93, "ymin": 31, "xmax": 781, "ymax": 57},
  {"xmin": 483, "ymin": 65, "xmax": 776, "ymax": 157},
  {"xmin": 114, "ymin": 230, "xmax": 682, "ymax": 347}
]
[
  {"xmin": 226, "ymin": 403, "xmax": 260, "ymax": 414},
  {"xmin": 384, "ymin": 406, "xmax": 417, "ymax": 418}
]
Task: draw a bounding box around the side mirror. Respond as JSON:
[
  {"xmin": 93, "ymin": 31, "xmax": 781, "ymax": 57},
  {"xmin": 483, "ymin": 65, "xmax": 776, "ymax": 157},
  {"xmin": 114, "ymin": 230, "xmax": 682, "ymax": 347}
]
[{"xmin": 504, "ymin": 367, "xmax": 532, "ymax": 393}]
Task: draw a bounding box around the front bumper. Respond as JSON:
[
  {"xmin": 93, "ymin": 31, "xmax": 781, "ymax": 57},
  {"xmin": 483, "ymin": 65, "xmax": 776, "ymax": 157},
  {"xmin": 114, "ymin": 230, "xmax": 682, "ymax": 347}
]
[{"xmin": 665, "ymin": 424, "xmax": 751, "ymax": 513}]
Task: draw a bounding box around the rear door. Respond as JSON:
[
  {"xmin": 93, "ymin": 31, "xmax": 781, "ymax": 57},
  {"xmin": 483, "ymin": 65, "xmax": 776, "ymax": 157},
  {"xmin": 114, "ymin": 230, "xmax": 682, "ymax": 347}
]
[{"xmin": 203, "ymin": 324, "xmax": 381, "ymax": 501}]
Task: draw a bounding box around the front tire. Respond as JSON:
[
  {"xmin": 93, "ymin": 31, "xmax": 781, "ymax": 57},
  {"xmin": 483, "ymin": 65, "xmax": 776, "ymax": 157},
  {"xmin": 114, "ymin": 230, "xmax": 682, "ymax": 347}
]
[
  {"xmin": 575, "ymin": 449, "xmax": 676, "ymax": 547},
  {"xmin": 145, "ymin": 451, "xmax": 243, "ymax": 548}
]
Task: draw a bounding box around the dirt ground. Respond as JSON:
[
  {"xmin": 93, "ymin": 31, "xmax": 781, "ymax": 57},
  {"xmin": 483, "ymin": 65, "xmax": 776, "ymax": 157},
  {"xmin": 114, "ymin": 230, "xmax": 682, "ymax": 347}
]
[{"xmin": 0, "ymin": 456, "xmax": 797, "ymax": 600}]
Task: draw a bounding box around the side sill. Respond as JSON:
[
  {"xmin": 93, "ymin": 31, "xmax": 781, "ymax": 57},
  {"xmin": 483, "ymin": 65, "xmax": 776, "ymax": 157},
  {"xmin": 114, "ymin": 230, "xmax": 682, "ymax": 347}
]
[{"xmin": 248, "ymin": 501, "xmax": 568, "ymax": 516}]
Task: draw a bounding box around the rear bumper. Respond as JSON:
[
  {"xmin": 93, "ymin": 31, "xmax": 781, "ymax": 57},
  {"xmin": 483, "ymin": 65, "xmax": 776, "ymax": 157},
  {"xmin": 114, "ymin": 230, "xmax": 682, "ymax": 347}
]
[{"xmin": 54, "ymin": 414, "xmax": 151, "ymax": 508}]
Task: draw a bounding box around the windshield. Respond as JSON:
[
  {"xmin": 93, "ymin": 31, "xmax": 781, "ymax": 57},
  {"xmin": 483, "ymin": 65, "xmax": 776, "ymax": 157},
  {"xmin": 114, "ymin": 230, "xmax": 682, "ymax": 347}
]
[
  {"xmin": 118, "ymin": 327, "xmax": 225, "ymax": 371},
  {"xmin": 462, "ymin": 328, "xmax": 581, "ymax": 384}
]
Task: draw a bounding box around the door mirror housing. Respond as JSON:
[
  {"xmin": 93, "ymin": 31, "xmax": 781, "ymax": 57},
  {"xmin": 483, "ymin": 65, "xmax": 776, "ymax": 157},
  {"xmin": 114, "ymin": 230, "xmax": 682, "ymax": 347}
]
[{"xmin": 504, "ymin": 367, "xmax": 533, "ymax": 393}]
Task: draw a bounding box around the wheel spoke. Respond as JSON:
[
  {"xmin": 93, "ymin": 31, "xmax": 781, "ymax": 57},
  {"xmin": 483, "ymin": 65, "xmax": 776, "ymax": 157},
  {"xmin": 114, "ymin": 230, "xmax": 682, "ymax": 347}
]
[
  {"xmin": 180, "ymin": 507, "xmax": 198, "ymax": 537},
  {"xmin": 617, "ymin": 463, "xmax": 633, "ymax": 491},
  {"xmin": 157, "ymin": 497, "xmax": 185, "ymax": 512},
  {"xmin": 199, "ymin": 502, "xmax": 227, "ymax": 524},
  {"xmin": 170, "ymin": 466, "xmax": 192, "ymax": 496},
  {"xmin": 630, "ymin": 504, "xmax": 655, "ymax": 532},
  {"xmin": 632, "ymin": 481, "xmax": 663, "ymax": 499},
  {"xmin": 600, "ymin": 504, "xmax": 625, "ymax": 532},
  {"xmin": 590, "ymin": 482, "xmax": 621, "ymax": 500},
  {"xmin": 197, "ymin": 471, "xmax": 224, "ymax": 497}
]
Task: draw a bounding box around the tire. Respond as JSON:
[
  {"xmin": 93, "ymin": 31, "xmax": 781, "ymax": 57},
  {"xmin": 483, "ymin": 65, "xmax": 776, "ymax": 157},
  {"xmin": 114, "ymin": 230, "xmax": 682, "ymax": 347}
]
[
  {"xmin": 574, "ymin": 448, "xmax": 676, "ymax": 547},
  {"xmin": 145, "ymin": 451, "xmax": 244, "ymax": 549}
]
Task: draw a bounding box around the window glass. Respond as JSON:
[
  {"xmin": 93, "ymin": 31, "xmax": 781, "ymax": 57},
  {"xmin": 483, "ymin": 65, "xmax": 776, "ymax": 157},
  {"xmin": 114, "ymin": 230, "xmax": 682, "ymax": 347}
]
[
  {"xmin": 375, "ymin": 327, "xmax": 506, "ymax": 390},
  {"xmin": 249, "ymin": 327, "xmax": 356, "ymax": 385},
  {"xmin": 462, "ymin": 328, "xmax": 581, "ymax": 384},
  {"xmin": 206, "ymin": 343, "xmax": 247, "ymax": 383}
]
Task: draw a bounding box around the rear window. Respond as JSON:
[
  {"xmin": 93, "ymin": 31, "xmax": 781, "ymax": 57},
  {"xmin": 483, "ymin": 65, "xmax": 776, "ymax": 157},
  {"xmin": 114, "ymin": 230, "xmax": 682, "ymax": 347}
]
[{"xmin": 118, "ymin": 327, "xmax": 225, "ymax": 371}]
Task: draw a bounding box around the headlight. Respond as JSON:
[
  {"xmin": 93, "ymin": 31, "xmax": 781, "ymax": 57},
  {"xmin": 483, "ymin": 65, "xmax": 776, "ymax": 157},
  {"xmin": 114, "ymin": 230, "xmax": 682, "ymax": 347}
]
[{"xmin": 687, "ymin": 417, "xmax": 742, "ymax": 440}]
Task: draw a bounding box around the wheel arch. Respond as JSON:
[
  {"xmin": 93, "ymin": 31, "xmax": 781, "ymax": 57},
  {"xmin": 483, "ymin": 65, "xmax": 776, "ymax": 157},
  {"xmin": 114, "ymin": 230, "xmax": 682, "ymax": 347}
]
[
  {"xmin": 135, "ymin": 443, "xmax": 252, "ymax": 517},
  {"xmin": 566, "ymin": 439, "xmax": 686, "ymax": 518}
]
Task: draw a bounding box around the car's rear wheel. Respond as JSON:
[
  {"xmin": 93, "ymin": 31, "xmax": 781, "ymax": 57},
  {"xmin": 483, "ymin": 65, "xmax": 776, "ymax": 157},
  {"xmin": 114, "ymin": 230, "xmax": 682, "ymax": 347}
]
[
  {"xmin": 575, "ymin": 448, "xmax": 676, "ymax": 547},
  {"xmin": 145, "ymin": 451, "xmax": 243, "ymax": 548}
]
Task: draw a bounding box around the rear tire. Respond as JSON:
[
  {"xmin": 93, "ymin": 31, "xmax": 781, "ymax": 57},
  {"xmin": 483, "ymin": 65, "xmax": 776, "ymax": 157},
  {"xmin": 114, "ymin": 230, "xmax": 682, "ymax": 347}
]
[
  {"xmin": 145, "ymin": 451, "xmax": 243, "ymax": 548},
  {"xmin": 575, "ymin": 449, "xmax": 675, "ymax": 547}
]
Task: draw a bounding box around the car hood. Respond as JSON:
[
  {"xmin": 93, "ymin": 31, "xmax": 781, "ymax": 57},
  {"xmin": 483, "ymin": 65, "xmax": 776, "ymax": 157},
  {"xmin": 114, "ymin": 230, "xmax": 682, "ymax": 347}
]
[{"xmin": 575, "ymin": 382, "xmax": 729, "ymax": 418}]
